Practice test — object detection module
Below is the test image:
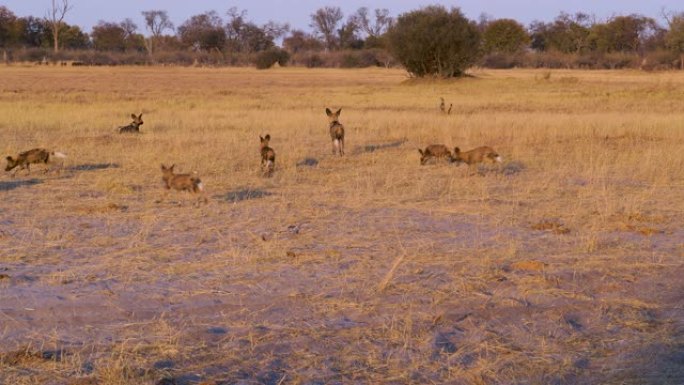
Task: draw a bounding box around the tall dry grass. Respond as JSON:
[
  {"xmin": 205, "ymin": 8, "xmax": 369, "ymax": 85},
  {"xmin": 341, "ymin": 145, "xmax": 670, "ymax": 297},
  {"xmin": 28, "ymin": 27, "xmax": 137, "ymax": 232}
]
[{"xmin": 0, "ymin": 65, "xmax": 683, "ymax": 384}]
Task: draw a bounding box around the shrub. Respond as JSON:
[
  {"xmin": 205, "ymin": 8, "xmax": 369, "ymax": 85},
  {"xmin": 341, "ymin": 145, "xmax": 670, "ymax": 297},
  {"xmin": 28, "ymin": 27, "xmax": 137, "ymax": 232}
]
[
  {"xmin": 254, "ymin": 48, "xmax": 290, "ymax": 69},
  {"xmin": 386, "ymin": 6, "xmax": 481, "ymax": 77}
]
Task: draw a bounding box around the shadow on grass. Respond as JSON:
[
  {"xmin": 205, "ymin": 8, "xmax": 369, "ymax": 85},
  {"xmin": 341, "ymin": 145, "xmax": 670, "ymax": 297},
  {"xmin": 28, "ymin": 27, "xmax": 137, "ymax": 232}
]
[
  {"xmin": 352, "ymin": 138, "xmax": 408, "ymax": 155},
  {"xmin": 215, "ymin": 188, "xmax": 272, "ymax": 203},
  {"xmin": 0, "ymin": 178, "xmax": 42, "ymax": 191},
  {"xmin": 501, "ymin": 161, "xmax": 526, "ymax": 176},
  {"xmin": 296, "ymin": 157, "xmax": 319, "ymax": 167},
  {"xmin": 66, "ymin": 163, "xmax": 120, "ymax": 172}
]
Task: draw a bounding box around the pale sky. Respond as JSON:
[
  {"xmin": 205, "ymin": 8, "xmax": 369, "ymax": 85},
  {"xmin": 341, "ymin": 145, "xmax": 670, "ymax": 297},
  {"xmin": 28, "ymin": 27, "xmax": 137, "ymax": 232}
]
[{"xmin": 3, "ymin": 1, "xmax": 682, "ymax": 35}]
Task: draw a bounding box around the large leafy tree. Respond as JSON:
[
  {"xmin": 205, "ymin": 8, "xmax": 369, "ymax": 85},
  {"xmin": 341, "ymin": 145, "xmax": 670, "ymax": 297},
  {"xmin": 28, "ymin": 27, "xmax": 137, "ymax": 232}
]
[
  {"xmin": 386, "ymin": 6, "xmax": 481, "ymax": 77},
  {"xmin": 665, "ymin": 12, "xmax": 684, "ymax": 69},
  {"xmin": 177, "ymin": 11, "xmax": 226, "ymax": 51},
  {"xmin": 589, "ymin": 14, "xmax": 658, "ymax": 53},
  {"xmin": 482, "ymin": 18, "xmax": 529, "ymax": 53}
]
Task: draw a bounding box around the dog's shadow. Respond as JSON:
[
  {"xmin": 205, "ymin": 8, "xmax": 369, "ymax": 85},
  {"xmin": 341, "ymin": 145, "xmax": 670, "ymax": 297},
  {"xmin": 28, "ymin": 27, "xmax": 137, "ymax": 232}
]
[
  {"xmin": 66, "ymin": 163, "xmax": 120, "ymax": 172},
  {"xmin": 352, "ymin": 138, "xmax": 408, "ymax": 155},
  {"xmin": 0, "ymin": 178, "xmax": 42, "ymax": 191},
  {"xmin": 215, "ymin": 188, "xmax": 272, "ymax": 203}
]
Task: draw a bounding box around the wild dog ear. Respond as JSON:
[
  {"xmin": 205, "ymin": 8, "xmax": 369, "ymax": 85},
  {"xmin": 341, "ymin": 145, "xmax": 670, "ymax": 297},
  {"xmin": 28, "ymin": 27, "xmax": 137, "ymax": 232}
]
[
  {"xmin": 418, "ymin": 149, "xmax": 423, "ymax": 155},
  {"xmin": 265, "ymin": 134, "xmax": 270, "ymax": 141},
  {"xmin": 259, "ymin": 135, "xmax": 264, "ymax": 141},
  {"xmin": 138, "ymin": 113, "xmax": 143, "ymax": 119},
  {"xmin": 325, "ymin": 108, "xmax": 332, "ymax": 116},
  {"xmin": 170, "ymin": 164, "xmax": 175, "ymax": 170},
  {"xmin": 6, "ymin": 156, "xmax": 12, "ymax": 161},
  {"xmin": 335, "ymin": 108, "xmax": 342, "ymax": 116},
  {"xmin": 453, "ymin": 147, "xmax": 460, "ymax": 153},
  {"xmin": 131, "ymin": 113, "xmax": 137, "ymax": 120},
  {"xmin": 161, "ymin": 164, "xmax": 166, "ymax": 170}
]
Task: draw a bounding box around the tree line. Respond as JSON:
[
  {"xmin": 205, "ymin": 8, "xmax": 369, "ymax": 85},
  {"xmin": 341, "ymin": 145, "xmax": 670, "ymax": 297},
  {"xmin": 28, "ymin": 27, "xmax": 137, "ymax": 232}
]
[{"xmin": 1, "ymin": 2, "xmax": 684, "ymax": 74}]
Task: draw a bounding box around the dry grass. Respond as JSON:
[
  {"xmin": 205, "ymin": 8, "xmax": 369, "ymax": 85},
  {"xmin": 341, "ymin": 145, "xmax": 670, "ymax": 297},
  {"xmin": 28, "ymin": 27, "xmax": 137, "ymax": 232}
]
[{"xmin": 1, "ymin": 65, "xmax": 684, "ymax": 384}]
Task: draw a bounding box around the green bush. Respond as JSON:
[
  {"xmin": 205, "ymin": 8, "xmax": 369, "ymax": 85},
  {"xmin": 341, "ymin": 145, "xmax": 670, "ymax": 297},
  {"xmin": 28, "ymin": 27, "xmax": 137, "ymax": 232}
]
[
  {"xmin": 386, "ymin": 6, "xmax": 481, "ymax": 77},
  {"xmin": 254, "ymin": 48, "xmax": 290, "ymax": 69}
]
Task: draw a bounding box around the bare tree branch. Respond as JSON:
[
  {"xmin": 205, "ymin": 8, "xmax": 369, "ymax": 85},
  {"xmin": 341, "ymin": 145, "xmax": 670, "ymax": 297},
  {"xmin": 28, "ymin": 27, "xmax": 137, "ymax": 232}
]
[{"xmin": 45, "ymin": 0, "xmax": 72, "ymax": 52}]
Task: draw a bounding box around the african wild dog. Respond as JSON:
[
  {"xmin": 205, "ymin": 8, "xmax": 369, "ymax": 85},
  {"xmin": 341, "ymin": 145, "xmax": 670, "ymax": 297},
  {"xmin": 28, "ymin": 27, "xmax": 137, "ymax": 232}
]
[
  {"xmin": 119, "ymin": 113, "xmax": 143, "ymax": 133},
  {"xmin": 5, "ymin": 148, "xmax": 66, "ymax": 176},
  {"xmin": 326, "ymin": 108, "xmax": 345, "ymax": 156}
]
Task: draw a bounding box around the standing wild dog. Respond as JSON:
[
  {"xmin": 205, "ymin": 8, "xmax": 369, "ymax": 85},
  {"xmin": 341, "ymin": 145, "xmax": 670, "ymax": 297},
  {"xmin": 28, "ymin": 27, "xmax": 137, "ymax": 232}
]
[
  {"xmin": 326, "ymin": 107, "xmax": 345, "ymax": 156},
  {"xmin": 439, "ymin": 97, "xmax": 453, "ymax": 115},
  {"xmin": 452, "ymin": 146, "xmax": 502, "ymax": 165},
  {"xmin": 5, "ymin": 148, "xmax": 66, "ymax": 176},
  {"xmin": 418, "ymin": 144, "xmax": 453, "ymax": 165},
  {"xmin": 260, "ymin": 134, "xmax": 276, "ymax": 177},
  {"xmin": 118, "ymin": 113, "xmax": 143, "ymax": 133},
  {"xmin": 160, "ymin": 164, "xmax": 208, "ymax": 204}
]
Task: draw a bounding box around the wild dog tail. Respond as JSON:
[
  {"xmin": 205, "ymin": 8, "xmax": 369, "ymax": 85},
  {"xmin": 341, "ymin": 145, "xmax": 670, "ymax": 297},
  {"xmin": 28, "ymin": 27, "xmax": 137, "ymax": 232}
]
[
  {"xmin": 191, "ymin": 177, "xmax": 204, "ymax": 192},
  {"xmin": 51, "ymin": 151, "xmax": 67, "ymax": 159}
]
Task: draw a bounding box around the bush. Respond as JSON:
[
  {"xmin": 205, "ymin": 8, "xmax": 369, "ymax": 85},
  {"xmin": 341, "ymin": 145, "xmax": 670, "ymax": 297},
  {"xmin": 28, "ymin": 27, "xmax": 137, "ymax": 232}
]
[
  {"xmin": 254, "ymin": 48, "xmax": 290, "ymax": 69},
  {"xmin": 386, "ymin": 6, "xmax": 481, "ymax": 77}
]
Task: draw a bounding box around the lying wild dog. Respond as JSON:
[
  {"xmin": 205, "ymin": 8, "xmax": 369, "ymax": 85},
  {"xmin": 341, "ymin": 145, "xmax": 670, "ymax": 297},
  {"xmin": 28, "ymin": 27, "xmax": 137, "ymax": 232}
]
[
  {"xmin": 5, "ymin": 148, "xmax": 66, "ymax": 176},
  {"xmin": 260, "ymin": 134, "xmax": 276, "ymax": 177},
  {"xmin": 452, "ymin": 146, "xmax": 502, "ymax": 165},
  {"xmin": 326, "ymin": 107, "xmax": 345, "ymax": 156},
  {"xmin": 439, "ymin": 97, "xmax": 453, "ymax": 115},
  {"xmin": 119, "ymin": 113, "xmax": 143, "ymax": 133},
  {"xmin": 418, "ymin": 144, "xmax": 453, "ymax": 165}
]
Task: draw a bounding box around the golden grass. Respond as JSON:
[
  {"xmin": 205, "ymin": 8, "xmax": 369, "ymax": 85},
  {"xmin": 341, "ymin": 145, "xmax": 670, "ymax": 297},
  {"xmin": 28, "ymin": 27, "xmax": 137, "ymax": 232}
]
[{"xmin": 0, "ymin": 65, "xmax": 683, "ymax": 384}]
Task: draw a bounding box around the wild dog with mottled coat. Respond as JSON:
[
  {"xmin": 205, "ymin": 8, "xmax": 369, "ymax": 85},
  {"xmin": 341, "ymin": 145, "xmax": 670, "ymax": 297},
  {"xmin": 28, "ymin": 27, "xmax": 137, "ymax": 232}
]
[
  {"xmin": 260, "ymin": 134, "xmax": 276, "ymax": 177},
  {"xmin": 5, "ymin": 148, "xmax": 66, "ymax": 176},
  {"xmin": 418, "ymin": 144, "xmax": 453, "ymax": 165},
  {"xmin": 119, "ymin": 113, "xmax": 143, "ymax": 133},
  {"xmin": 452, "ymin": 146, "xmax": 502, "ymax": 165},
  {"xmin": 326, "ymin": 108, "xmax": 345, "ymax": 156}
]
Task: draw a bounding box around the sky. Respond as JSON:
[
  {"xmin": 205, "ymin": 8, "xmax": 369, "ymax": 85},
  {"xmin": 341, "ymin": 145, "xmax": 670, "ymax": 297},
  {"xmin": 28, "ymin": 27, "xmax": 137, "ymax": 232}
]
[{"xmin": 3, "ymin": 0, "xmax": 683, "ymax": 35}]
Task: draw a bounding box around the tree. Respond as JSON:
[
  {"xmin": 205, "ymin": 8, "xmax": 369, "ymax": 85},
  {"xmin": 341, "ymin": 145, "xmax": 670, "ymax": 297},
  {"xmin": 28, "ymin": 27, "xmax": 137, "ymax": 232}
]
[
  {"xmin": 15, "ymin": 16, "xmax": 47, "ymax": 48},
  {"xmin": 589, "ymin": 15, "xmax": 658, "ymax": 53},
  {"xmin": 664, "ymin": 12, "xmax": 684, "ymax": 69},
  {"xmin": 338, "ymin": 19, "xmax": 362, "ymax": 49},
  {"xmin": 529, "ymin": 12, "xmax": 592, "ymax": 53},
  {"xmin": 386, "ymin": 6, "xmax": 481, "ymax": 78},
  {"xmin": 0, "ymin": 6, "xmax": 18, "ymax": 49},
  {"xmin": 141, "ymin": 10, "xmax": 174, "ymax": 54},
  {"xmin": 91, "ymin": 21, "xmax": 126, "ymax": 51},
  {"xmin": 283, "ymin": 29, "xmax": 323, "ymax": 53},
  {"xmin": 45, "ymin": 0, "xmax": 72, "ymax": 52},
  {"xmin": 482, "ymin": 18, "xmax": 529, "ymax": 53},
  {"xmin": 351, "ymin": 7, "xmax": 393, "ymax": 38},
  {"xmin": 310, "ymin": 6, "xmax": 343, "ymax": 50},
  {"xmin": 178, "ymin": 11, "xmax": 226, "ymax": 52},
  {"xmin": 224, "ymin": 8, "xmax": 280, "ymax": 53},
  {"xmin": 91, "ymin": 19, "xmax": 143, "ymax": 52}
]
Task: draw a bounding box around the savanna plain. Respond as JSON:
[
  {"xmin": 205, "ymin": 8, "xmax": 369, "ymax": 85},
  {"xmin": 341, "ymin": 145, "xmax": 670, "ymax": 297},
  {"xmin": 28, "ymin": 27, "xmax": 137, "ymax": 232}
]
[{"xmin": 0, "ymin": 66, "xmax": 683, "ymax": 385}]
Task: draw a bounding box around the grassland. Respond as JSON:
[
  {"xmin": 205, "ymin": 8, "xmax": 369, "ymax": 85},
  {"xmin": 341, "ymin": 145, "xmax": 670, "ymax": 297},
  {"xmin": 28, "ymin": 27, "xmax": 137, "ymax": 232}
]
[{"xmin": 0, "ymin": 65, "xmax": 683, "ymax": 385}]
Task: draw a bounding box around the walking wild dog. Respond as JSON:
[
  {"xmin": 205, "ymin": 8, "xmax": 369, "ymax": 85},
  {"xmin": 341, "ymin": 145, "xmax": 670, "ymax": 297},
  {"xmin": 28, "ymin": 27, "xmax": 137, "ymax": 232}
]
[
  {"xmin": 119, "ymin": 113, "xmax": 143, "ymax": 133},
  {"xmin": 5, "ymin": 148, "xmax": 66, "ymax": 176},
  {"xmin": 260, "ymin": 134, "xmax": 276, "ymax": 177},
  {"xmin": 439, "ymin": 97, "xmax": 453, "ymax": 115},
  {"xmin": 418, "ymin": 144, "xmax": 453, "ymax": 165},
  {"xmin": 160, "ymin": 164, "xmax": 207, "ymax": 204},
  {"xmin": 326, "ymin": 108, "xmax": 345, "ymax": 156},
  {"xmin": 452, "ymin": 146, "xmax": 502, "ymax": 165}
]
